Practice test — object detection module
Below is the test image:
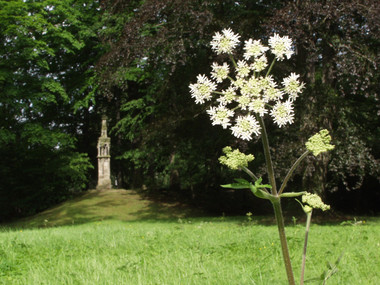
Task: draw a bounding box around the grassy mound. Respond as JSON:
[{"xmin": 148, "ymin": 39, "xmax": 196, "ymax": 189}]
[{"xmin": 11, "ymin": 189, "xmax": 201, "ymax": 228}]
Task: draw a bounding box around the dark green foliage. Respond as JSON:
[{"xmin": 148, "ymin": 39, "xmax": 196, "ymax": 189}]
[
  {"xmin": 95, "ymin": 0, "xmax": 379, "ymax": 213},
  {"xmin": 265, "ymin": 0, "xmax": 380, "ymax": 199},
  {"xmin": 96, "ymin": 0, "xmax": 277, "ymax": 210},
  {"xmin": 1, "ymin": 0, "xmax": 378, "ymax": 218},
  {"xmin": 0, "ymin": 136, "xmax": 93, "ymax": 219},
  {"xmin": 0, "ymin": 0, "xmax": 101, "ymax": 220}
]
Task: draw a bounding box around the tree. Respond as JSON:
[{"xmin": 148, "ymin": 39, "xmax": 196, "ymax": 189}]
[
  {"xmin": 95, "ymin": 1, "xmax": 285, "ymax": 210},
  {"xmin": 0, "ymin": 0, "xmax": 102, "ymax": 220},
  {"xmin": 264, "ymin": 0, "xmax": 380, "ymax": 202}
]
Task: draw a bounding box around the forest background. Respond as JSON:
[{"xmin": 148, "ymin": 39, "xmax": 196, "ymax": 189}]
[{"xmin": 0, "ymin": 0, "xmax": 379, "ymax": 221}]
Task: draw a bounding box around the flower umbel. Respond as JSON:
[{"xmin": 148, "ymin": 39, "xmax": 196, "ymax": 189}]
[
  {"xmin": 282, "ymin": 73, "xmax": 305, "ymax": 100},
  {"xmin": 217, "ymin": 87, "xmax": 237, "ymax": 105},
  {"xmin": 270, "ymin": 100, "xmax": 294, "ymax": 127},
  {"xmin": 231, "ymin": 115, "xmax": 261, "ymax": 140},
  {"xmin": 189, "ymin": 74, "xmax": 216, "ymax": 104},
  {"xmin": 189, "ymin": 29, "xmax": 305, "ymax": 141},
  {"xmin": 207, "ymin": 105, "xmax": 234, "ymax": 129},
  {"xmin": 236, "ymin": 60, "xmax": 251, "ymax": 78},
  {"xmin": 210, "ymin": 28, "xmax": 240, "ymax": 55},
  {"xmin": 268, "ymin": 33, "xmax": 293, "ymax": 61},
  {"xmin": 248, "ymin": 98, "xmax": 267, "ymax": 116},
  {"xmin": 251, "ymin": 55, "xmax": 268, "ymax": 72},
  {"xmin": 302, "ymin": 192, "xmax": 330, "ymax": 212},
  {"xmin": 306, "ymin": 129, "xmax": 335, "ymax": 156},
  {"xmin": 211, "ymin": 62, "xmax": 230, "ymax": 83},
  {"xmin": 243, "ymin": 39, "xmax": 269, "ymax": 60},
  {"xmin": 219, "ymin": 146, "xmax": 254, "ymax": 170}
]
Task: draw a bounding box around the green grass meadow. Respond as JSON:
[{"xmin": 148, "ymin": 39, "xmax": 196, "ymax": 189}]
[{"xmin": 1, "ymin": 190, "xmax": 379, "ymax": 284}]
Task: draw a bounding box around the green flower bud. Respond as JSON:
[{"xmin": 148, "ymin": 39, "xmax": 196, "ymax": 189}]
[
  {"xmin": 219, "ymin": 146, "xmax": 254, "ymax": 170},
  {"xmin": 303, "ymin": 205, "xmax": 313, "ymax": 214},
  {"xmin": 302, "ymin": 192, "xmax": 330, "ymax": 211},
  {"xmin": 306, "ymin": 129, "xmax": 335, "ymax": 156}
]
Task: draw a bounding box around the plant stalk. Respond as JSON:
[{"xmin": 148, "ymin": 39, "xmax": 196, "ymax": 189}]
[
  {"xmin": 258, "ymin": 116, "xmax": 294, "ymax": 284},
  {"xmin": 300, "ymin": 210, "xmax": 312, "ymax": 285},
  {"xmin": 272, "ymin": 198, "xmax": 296, "ymax": 285},
  {"xmin": 265, "ymin": 58, "xmax": 276, "ymax": 77},
  {"xmin": 242, "ymin": 166, "xmax": 259, "ymax": 181},
  {"xmin": 258, "ymin": 116, "xmax": 277, "ymax": 195},
  {"xmin": 229, "ymin": 54, "xmax": 238, "ymax": 68},
  {"xmin": 278, "ymin": 150, "xmax": 310, "ymax": 195}
]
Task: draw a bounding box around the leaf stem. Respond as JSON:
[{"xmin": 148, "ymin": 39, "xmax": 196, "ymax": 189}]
[
  {"xmin": 300, "ymin": 210, "xmax": 312, "ymax": 285},
  {"xmin": 265, "ymin": 58, "xmax": 276, "ymax": 77},
  {"xmin": 242, "ymin": 166, "xmax": 259, "ymax": 181},
  {"xmin": 228, "ymin": 75, "xmax": 236, "ymax": 82},
  {"xmin": 212, "ymin": 90, "xmax": 225, "ymax": 95},
  {"xmin": 278, "ymin": 150, "xmax": 310, "ymax": 195},
  {"xmin": 229, "ymin": 54, "xmax": 238, "ymax": 68}
]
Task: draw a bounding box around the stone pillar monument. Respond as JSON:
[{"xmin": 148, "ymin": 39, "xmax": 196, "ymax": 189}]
[{"xmin": 97, "ymin": 115, "xmax": 111, "ymax": 189}]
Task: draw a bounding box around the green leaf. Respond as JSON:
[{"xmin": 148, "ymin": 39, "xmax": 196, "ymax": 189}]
[
  {"xmin": 221, "ymin": 183, "xmax": 250, "ymax": 189},
  {"xmin": 249, "ymin": 184, "xmax": 274, "ymax": 200},
  {"xmin": 254, "ymin": 177, "xmax": 272, "ymax": 189},
  {"xmin": 305, "ymin": 252, "xmax": 344, "ymax": 284},
  {"xmin": 221, "ymin": 177, "xmax": 252, "ymax": 189},
  {"xmin": 234, "ymin": 178, "xmax": 250, "ymax": 184}
]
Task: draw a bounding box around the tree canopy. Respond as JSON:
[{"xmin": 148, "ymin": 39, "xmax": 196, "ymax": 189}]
[{"xmin": 0, "ymin": 0, "xmax": 102, "ymax": 220}]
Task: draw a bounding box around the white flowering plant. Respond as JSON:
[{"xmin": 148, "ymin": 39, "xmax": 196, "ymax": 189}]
[
  {"xmin": 190, "ymin": 28, "xmax": 304, "ymax": 139},
  {"xmin": 190, "ymin": 29, "xmax": 336, "ymax": 285}
]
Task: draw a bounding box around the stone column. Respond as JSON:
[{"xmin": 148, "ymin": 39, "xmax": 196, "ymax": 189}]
[{"xmin": 97, "ymin": 115, "xmax": 111, "ymax": 189}]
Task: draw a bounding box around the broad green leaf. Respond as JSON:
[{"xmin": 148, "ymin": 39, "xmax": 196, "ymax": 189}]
[{"xmin": 234, "ymin": 178, "xmax": 250, "ymax": 184}]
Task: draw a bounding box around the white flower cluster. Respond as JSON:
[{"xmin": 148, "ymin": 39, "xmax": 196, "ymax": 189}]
[
  {"xmin": 189, "ymin": 29, "xmax": 305, "ymax": 141},
  {"xmin": 210, "ymin": 28, "xmax": 240, "ymax": 55}
]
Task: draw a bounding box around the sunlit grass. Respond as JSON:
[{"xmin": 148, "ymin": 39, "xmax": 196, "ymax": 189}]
[
  {"xmin": 7, "ymin": 189, "xmax": 202, "ymax": 228},
  {"xmin": 1, "ymin": 217, "xmax": 379, "ymax": 284}
]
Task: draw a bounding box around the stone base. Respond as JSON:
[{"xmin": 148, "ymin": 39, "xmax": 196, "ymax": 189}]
[{"xmin": 96, "ymin": 179, "xmax": 112, "ymax": 190}]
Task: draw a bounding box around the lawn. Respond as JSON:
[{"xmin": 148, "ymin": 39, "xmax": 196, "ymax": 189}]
[{"xmin": 1, "ymin": 216, "xmax": 379, "ymax": 285}]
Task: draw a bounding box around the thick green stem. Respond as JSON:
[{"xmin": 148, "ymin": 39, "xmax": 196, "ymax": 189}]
[
  {"xmin": 258, "ymin": 116, "xmax": 277, "ymax": 194},
  {"xmin": 300, "ymin": 211, "xmax": 313, "ymax": 285},
  {"xmin": 259, "ymin": 116, "xmax": 295, "ymax": 284},
  {"xmin": 272, "ymin": 198, "xmax": 296, "ymax": 285},
  {"xmin": 278, "ymin": 150, "xmax": 310, "ymax": 195}
]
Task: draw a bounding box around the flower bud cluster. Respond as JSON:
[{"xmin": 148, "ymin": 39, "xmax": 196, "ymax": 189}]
[
  {"xmin": 306, "ymin": 129, "xmax": 335, "ymax": 156},
  {"xmin": 302, "ymin": 192, "xmax": 330, "ymax": 212},
  {"xmin": 218, "ymin": 146, "xmax": 254, "ymax": 170},
  {"xmin": 189, "ymin": 29, "xmax": 305, "ymax": 141}
]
